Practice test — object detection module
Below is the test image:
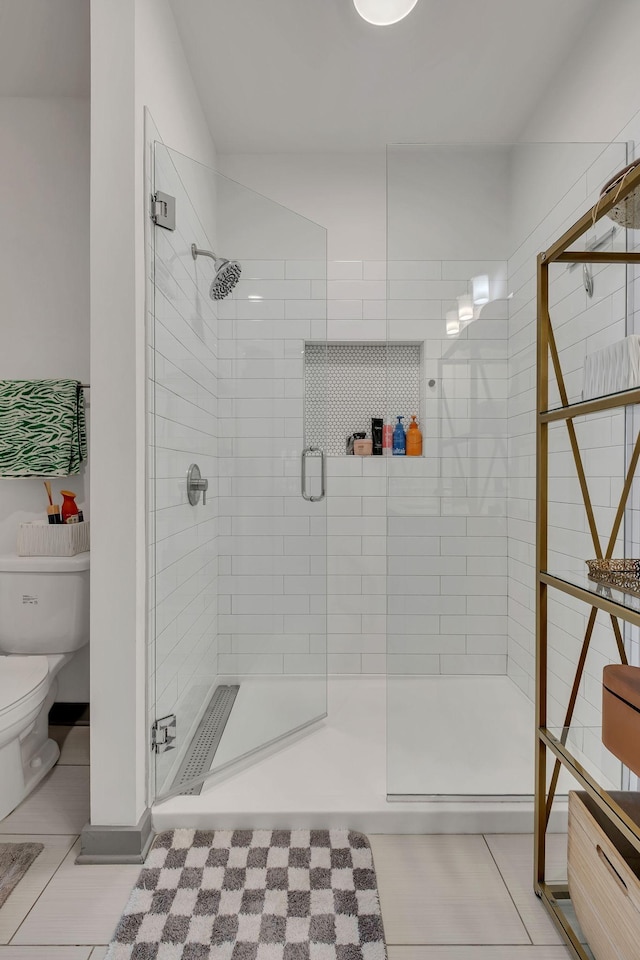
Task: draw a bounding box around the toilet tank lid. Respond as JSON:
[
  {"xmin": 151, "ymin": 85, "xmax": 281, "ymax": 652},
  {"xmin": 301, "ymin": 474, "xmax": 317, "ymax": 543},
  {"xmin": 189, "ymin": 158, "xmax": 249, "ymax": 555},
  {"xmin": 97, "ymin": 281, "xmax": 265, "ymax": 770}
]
[{"xmin": 0, "ymin": 553, "xmax": 90, "ymax": 572}]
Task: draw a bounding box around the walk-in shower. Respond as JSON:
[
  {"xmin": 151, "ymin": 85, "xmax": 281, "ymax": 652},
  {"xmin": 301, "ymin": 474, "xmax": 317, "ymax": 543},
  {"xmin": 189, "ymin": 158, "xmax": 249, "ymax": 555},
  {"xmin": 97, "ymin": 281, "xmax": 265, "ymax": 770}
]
[{"xmin": 148, "ymin": 132, "xmax": 632, "ymax": 831}]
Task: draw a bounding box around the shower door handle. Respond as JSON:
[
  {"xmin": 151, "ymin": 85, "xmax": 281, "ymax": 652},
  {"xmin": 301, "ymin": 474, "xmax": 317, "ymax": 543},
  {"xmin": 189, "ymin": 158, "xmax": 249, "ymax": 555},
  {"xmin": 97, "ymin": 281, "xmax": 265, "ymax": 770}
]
[{"xmin": 301, "ymin": 446, "xmax": 325, "ymax": 502}]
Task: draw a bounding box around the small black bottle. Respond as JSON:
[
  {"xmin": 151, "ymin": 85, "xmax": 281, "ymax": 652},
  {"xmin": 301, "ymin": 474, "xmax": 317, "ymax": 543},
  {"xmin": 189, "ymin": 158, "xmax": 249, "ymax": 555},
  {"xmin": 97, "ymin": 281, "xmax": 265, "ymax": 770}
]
[{"xmin": 371, "ymin": 418, "xmax": 383, "ymax": 456}]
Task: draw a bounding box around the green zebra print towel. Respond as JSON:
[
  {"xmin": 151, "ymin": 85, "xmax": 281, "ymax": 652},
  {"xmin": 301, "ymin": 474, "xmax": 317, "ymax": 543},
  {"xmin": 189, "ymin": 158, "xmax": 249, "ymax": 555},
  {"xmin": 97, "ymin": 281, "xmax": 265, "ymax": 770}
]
[{"xmin": 0, "ymin": 380, "xmax": 87, "ymax": 477}]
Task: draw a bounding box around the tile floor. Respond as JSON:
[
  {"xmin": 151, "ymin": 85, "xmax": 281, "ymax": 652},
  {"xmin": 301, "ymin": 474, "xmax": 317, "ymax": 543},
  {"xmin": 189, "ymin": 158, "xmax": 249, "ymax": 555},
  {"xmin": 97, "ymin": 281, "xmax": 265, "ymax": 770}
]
[{"xmin": 0, "ymin": 724, "xmax": 571, "ymax": 958}]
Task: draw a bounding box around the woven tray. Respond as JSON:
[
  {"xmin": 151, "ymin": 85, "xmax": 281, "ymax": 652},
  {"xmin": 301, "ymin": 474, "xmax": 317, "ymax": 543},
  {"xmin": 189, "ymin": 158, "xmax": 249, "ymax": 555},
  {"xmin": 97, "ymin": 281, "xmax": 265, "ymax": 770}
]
[
  {"xmin": 586, "ymin": 558, "xmax": 640, "ymax": 597},
  {"xmin": 17, "ymin": 521, "xmax": 90, "ymax": 557}
]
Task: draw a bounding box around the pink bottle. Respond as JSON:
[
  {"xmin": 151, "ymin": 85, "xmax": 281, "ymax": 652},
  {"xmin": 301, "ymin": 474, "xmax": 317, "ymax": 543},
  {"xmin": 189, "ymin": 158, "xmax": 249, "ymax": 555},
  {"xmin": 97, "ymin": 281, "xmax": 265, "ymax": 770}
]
[{"xmin": 382, "ymin": 424, "xmax": 393, "ymax": 457}]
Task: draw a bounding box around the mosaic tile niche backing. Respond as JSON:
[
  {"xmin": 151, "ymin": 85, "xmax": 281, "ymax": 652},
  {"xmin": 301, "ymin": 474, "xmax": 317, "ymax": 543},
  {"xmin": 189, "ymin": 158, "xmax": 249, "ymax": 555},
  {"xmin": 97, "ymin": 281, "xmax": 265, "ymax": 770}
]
[{"xmin": 305, "ymin": 343, "xmax": 422, "ymax": 456}]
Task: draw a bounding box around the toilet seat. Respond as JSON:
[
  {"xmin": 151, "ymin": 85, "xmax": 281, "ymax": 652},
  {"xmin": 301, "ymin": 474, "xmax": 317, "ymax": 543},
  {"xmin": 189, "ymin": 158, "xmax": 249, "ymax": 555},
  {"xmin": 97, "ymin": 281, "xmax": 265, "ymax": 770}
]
[{"xmin": 0, "ymin": 655, "xmax": 49, "ymax": 720}]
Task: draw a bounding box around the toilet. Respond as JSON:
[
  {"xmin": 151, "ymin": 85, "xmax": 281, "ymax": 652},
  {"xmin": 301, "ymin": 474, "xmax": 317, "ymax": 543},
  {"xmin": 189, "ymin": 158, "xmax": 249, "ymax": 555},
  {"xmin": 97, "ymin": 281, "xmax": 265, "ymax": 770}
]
[{"xmin": 0, "ymin": 553, "xmax": 89, "ymax": 820}]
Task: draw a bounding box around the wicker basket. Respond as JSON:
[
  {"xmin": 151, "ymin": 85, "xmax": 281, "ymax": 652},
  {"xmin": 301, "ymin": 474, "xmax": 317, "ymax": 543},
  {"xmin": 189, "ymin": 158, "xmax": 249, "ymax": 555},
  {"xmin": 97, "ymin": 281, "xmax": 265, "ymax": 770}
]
[
  {"xmin": 586, "ymin": 558, "xmax": 640, "ymax": 596},
  {"xmin": 601, "ymin": 158, "xmax": 640, "ymax": 229},
  {"xmin": 17, "ymin": 521, "xmax": 90, "ymax": 557}
]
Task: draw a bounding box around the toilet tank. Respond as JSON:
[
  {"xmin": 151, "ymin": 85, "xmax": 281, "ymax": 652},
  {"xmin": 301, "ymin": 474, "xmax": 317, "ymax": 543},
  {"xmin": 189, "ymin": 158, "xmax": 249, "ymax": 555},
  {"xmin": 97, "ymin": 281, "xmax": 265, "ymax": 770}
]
[{"xmin": 0, "ymin": 553, "xmax": 89, "ymax": 654}]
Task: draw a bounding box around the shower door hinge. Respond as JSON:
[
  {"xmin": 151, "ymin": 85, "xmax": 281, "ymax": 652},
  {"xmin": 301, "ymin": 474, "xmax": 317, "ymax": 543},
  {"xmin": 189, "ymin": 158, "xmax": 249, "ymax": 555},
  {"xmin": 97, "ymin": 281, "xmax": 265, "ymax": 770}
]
[
  {"xmin": 151, "ymin": 191, "xmax": 176, "ymax": 231},
  {"xmin": 151, "ymin": 714, "xmax": 177, "ymax": 753}
]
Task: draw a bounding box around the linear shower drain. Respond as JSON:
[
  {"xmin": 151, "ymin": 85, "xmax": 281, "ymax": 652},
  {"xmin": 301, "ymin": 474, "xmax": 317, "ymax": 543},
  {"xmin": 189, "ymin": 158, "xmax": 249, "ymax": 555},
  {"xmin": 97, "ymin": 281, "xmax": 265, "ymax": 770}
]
[{"xmin": 171, "ymin": 684, "xmax": 239, "ymax": 796}]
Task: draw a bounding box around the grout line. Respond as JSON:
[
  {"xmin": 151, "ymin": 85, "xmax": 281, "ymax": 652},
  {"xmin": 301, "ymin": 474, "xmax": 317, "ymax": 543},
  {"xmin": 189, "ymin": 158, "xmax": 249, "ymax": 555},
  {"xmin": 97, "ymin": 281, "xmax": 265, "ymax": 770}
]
[
  {"xmin": 482, "ymin": 834, "xmax": 533, "ymax": 946},
  {"xmin": 384, "ymin": 942, "xmax": 560, "ymax": 947},
  {"xmin": 365, "ymin": 836, "xmax": 391, "ymax": 951}
]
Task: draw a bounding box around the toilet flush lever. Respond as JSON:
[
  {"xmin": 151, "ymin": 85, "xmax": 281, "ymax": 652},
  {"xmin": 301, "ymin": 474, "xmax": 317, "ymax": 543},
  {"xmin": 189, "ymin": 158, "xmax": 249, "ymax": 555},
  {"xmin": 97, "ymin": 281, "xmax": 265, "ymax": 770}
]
[{"xmin": 187, "ymin": 463, "xmax": 209, "ymax": 506}]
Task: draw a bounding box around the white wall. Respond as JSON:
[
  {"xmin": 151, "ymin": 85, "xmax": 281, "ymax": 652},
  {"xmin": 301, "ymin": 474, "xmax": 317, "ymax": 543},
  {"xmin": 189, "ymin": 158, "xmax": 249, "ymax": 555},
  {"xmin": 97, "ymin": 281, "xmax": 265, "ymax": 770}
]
[
  {"xmin": 217, "ymin": 153, "xmax": 385, "ymax": 262},
  {"xmin": 387, "ymin": 145, "xmax": 510, "ymax": 261},
  {"xmin": 90, "ymin": 0, "xmax": 217, "ymax": 827},
  {"xmin": 519, "ymin": 0, "xmax": 640, "ymax": 144},
  {"xmin": 386, "ymin": 146, "xmax": 510, "ymax": 677},
  {"xmin": 507, "ymin": 144, "xmax": 627, "ymax": 723},
  {"xmin": 0, "ymin": 95, "xmax": 90, "ymax": 699},
  {"xmin": 135, "ymin": 0, "xmax": 217, "ymax": 171}
]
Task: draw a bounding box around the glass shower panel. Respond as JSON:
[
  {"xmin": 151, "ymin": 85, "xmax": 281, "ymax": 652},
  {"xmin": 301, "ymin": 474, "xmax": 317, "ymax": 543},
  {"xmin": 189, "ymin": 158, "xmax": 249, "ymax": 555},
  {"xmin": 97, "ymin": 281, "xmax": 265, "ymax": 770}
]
[
  {"xmin": 385, "ymin": 141, "xmax": 627, "ymax": 798},
  {"xmin": 150, "ymin": 143, "xmax": 327, "ymax": 801},
  {"xmin": 212, "ymin": 168, "xmax": 328, "ymax": 772}
]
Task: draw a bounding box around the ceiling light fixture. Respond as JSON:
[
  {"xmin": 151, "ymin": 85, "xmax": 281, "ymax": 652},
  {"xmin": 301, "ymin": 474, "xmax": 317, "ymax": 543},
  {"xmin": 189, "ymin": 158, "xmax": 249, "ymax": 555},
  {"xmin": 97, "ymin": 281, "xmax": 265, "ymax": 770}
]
[
  {"xmin": 457, "ymin": 294, "xmax": 474, "ymax": 325},
  {"xmin": 353, "ymin": 0, "xmax": 419, "ymax": 26},
  {"xmin": 471, "ymin": 275, "xmax": 490, "ymax": 307},
  {"xmin": 446, "ymin": 311, "xmax": 460, "ymax": 338}
]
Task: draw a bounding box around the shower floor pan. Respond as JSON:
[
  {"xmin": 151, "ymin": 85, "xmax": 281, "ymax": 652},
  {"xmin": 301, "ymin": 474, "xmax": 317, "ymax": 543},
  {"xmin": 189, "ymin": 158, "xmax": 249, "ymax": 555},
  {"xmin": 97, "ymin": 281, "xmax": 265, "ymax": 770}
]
[{"xmin": 153, "ymin": 675, "xmax": 569, "ymax": 834}]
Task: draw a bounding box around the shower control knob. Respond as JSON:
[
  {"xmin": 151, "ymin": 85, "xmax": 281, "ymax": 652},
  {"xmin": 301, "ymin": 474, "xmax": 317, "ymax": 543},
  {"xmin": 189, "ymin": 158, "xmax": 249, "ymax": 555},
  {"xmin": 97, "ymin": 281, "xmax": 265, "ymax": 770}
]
[{"xmin": 187, "ymin": 463, "xmax": 209, "ymax": 506}]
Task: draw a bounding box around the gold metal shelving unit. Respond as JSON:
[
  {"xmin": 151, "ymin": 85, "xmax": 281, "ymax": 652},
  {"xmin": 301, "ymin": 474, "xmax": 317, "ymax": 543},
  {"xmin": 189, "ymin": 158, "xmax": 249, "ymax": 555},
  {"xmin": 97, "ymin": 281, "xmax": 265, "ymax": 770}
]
[{"xmin": 536, "ymin": 162, "xmax": 640, "ymax": 959}]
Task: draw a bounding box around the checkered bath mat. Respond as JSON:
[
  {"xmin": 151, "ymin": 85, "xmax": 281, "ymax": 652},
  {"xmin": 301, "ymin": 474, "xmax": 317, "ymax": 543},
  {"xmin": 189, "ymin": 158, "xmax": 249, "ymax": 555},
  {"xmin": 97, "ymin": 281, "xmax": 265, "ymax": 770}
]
[{"xmin": 106, "ymin": 829, "xmax": 387, "ymax": 960}]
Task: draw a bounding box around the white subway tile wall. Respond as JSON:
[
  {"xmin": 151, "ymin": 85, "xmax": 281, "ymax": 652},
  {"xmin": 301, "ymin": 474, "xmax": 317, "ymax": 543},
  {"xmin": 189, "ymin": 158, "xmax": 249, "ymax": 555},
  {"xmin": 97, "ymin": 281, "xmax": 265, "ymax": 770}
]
[
  {"xmin": 216, "ymin": 254, "xmax": 328, "ymax": 687},
  {"xmin": 216, "ymin": 256, "xmax": 509, "ymax": 678},
  {"xmin": 507, "ymin": 141, "xmax": 632, "ymax": 780},
  {"xmin": 387, "ymin": 259, "xmax": 509, "ymax": 676}
]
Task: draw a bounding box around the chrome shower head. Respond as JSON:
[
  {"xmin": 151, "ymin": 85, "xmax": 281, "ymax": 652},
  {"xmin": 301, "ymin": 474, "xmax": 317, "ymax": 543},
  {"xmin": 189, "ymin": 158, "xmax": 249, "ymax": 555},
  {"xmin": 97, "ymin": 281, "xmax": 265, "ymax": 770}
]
[
  {"xmin": 210, "ymin": 258, "xmax": 242, "ymax": 300},
  {"xmin": 191, "ymin": 243, "xmax": 242, "ymax": 301}
]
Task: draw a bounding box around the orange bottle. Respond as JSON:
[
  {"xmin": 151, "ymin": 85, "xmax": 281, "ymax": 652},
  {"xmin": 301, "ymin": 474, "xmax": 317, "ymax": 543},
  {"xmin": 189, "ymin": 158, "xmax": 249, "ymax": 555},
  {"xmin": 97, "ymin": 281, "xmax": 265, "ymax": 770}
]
[
  {"xmin": 60, "ymin": 490, "xmax": 80, "ymax": 524},
  {"xmin": 406, "ymin": 415, "xmax": 423, "ymax": 456}
]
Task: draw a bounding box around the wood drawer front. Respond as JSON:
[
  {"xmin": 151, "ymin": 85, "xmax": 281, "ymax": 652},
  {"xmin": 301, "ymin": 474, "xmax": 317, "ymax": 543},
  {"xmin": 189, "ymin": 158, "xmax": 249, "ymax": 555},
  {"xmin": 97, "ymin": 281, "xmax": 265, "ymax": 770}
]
[{"xmin": 568, "ymin": 791, "xmax": 640, "ymax": 960}]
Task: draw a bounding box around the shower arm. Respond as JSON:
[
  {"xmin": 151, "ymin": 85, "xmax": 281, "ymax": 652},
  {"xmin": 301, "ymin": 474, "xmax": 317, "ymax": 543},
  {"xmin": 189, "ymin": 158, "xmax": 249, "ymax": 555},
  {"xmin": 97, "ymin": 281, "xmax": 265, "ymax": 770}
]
[{"xmin": 191, "ymin": 243, "xmax": 219, "ymax": 262}]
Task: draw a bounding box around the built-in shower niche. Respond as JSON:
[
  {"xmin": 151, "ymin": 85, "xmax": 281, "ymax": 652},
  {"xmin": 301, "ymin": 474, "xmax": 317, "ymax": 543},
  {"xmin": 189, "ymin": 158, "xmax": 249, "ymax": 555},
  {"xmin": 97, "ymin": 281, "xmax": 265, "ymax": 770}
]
[{"xmin": 305, "ymin": 342, "xmax": 423, "ymax": 456}]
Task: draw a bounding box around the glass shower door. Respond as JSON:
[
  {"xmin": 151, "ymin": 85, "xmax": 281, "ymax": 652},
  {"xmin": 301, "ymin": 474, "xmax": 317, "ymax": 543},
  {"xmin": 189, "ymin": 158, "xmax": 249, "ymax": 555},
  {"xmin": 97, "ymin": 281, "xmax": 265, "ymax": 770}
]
[{"xmin": 149, "ymin": 141, "xmax": 327, "ymax": 801}]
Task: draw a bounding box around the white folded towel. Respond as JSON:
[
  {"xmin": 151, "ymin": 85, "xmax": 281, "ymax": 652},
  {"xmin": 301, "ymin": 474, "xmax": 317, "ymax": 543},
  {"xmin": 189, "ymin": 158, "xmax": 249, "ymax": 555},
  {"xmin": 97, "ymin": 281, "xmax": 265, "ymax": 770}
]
[{"xmin": 583, "ymin": 335, "xmax": 640, "ymax": 401}]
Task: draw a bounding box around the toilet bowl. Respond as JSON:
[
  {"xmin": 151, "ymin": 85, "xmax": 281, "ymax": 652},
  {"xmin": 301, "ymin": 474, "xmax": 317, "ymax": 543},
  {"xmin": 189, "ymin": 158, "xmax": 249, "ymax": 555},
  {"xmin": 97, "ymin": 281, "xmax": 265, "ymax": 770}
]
[{"xmin": 0, "ymin": 552, "xmax": 89, "ymax": 821}]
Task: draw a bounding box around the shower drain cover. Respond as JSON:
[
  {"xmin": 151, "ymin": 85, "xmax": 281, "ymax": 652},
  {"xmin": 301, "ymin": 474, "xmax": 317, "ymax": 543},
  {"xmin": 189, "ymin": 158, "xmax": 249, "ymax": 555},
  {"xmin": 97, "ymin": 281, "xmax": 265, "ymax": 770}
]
[{"xmin": 171, "ymin": 684, "xmax": 239, "ymax": 796}]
